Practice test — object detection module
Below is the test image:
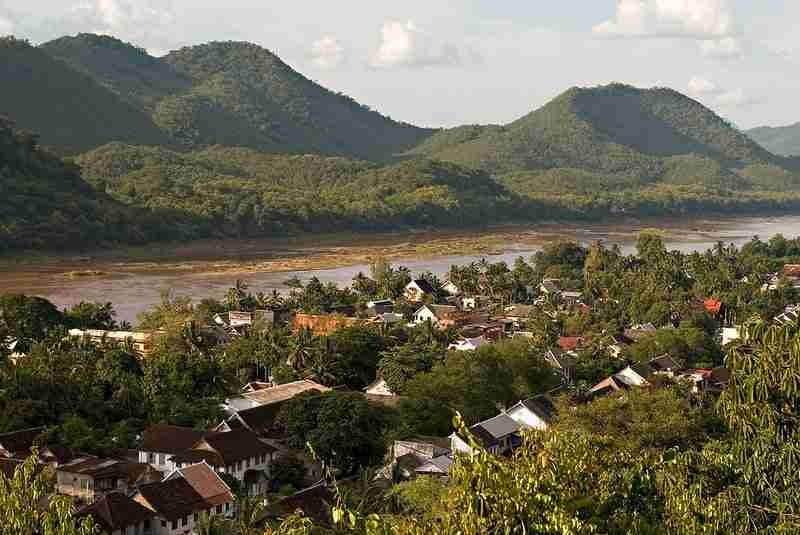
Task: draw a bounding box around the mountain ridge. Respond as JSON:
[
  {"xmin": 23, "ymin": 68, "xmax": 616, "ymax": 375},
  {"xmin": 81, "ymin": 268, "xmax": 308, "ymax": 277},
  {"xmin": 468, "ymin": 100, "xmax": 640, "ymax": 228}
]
[{"xmin": 747, "ymin": 123, "xmax": 800, "ymax": 158}]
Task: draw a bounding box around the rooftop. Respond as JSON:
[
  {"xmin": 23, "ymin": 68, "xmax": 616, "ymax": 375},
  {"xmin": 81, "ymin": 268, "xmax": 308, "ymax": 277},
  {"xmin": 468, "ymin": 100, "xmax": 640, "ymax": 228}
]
[{"xmin": 242, "ymin": 379, "xmax": 331, "ymax": 406}]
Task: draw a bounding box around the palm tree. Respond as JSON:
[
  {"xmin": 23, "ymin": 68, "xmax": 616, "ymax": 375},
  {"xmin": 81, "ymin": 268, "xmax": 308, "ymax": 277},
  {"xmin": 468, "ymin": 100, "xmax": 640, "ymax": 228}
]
[
  {"xmin": 286, "ymin": 328, "xmax": 315, "ymax": 370},
  {"xmin": 233, "ymin": 496, "xmax": 267, "ymax": 535},
  {"xmin": 194, "ymin": 512, "xmax": 231, "ymax": 535},
  {"xmin": 304, "ymin": 338, "xmax": 340, "ymax": 386}
]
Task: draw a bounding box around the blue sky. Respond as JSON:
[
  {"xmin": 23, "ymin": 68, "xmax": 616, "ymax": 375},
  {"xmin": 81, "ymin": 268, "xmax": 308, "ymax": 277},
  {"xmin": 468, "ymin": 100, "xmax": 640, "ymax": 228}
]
[{"xmin": 1, "ymin": 0, "xmax": 797, "ymax": 129}]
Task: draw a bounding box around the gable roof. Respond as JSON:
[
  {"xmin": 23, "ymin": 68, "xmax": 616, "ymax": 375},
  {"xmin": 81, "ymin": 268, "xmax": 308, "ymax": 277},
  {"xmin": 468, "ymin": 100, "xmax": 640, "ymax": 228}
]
[
  {"xmin": 408, "ymin": 279, "xmax": 436, "ymax": 295},
  {"xmin": 58, "ymin": 457, "xmax": 157, "ymax": 483},
  {"xmin": 628, "ymin": 362, "xmax": 656, "ymax": 381},
  {"xmin": 230, "ymin": 404, "xmax": 282, "ymax": 435},
  {"xmin": 474, "ymin": 413, "xmax": 521, "ymax": 441},
  {"xmin": 418, "ymin": 304, "xmax": 457, "ymax": 319},
  {"xmin": 0, "ymin": 427, "xmax": 45, "ymax": 455},
  {"xmin": 177, "ymin": 463, "xmax": 233, "ymax": 506},
  {"xmin": 76, "ymin": 492, "xmax": 155, "ymax": 532},
  {"xmin": 263, "ymin": 483, "xmax": 334, "ymax": 525},
  {"xmin": 558, "ymin": 336, "xmax": 584, "ymax": 351},
  {"xmin": 415, "ymin": 455, "xmax": 453, "ymax": 474},
  {"xmin": 137, "ymin": 477, "xmax": 208, "ymax": 521},
  {"xmin": 141, "ymin": 424, "xmax": 207, "ymax": 454},
  {"xmin": 517, "ymin": 396, "xmax": 556, "ymax": 422},
  {"xmin": 188, "ymin": 428, "xmax": 276, "ymax": 466},
  {"xmin": 703, "ymin": 299, "xmax": 722, "ymax": 315},
  {"xmin": 589, "ymin": 375, "xmax": 629, "ymax": 395},
  {"xmin": 241, "ymin": 379, "xmax": 331, "ymax": 406},
  {"xmin": 649, "ymin": 354, "xmax": 683, "ymax": 372}
]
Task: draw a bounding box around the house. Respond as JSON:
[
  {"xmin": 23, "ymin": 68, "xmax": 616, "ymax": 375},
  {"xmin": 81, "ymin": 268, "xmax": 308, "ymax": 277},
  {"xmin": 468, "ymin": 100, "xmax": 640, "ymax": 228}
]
[
  {"xmin": 450, "ymin": 413, "xmax": 522, "ymax": 456},
  {"xmin": 543, "ymin": 349, "xmax": 577, "ymax": 383},
  {"xmin": 442, "ymin": 280, "xmax": 461, "ymax": 296},
  {"xmin": 366, "ymin": 299, "xmax": 395, "ymax": 315},
  {"xmin": 623, "ymin": 323, "xmax": 658, "ymax": 340},
  {"xmin": 461, "ymin": 296, "xmax": 489, "ymax": 311},
  {"xmin": 223, "ymin": 379, "xmax": 331, "ymax": 414},
  {"xmin": 557, "ymin": 336, "xmax": 584, "ymax": 352},
  {"xmin": 404, "ymin": 279, "xmax": 437, "ymax": 302},
  {"xmin": 133, "ymin": 462, "xmax": 235, "ymax": 535},
  {"xmin": 170, "ymin": 428, "xmax": 276, "ymax": 496},
  {"xmin": 448, "ymin": 336, "xmax": 489, "ymax": 352},
  {"xmin": 703, "ymin": 299, "xmax": 723, "ymax": 317},
  {"xmin": 411, "ymin": 304, "xmax": 457, "ymax": 328},
  {"xmin": 502, "ymin": 304, "xmax": 534, "ymax": 325},
  {"xmin": 0, "ymin": 426, "xmax": 45, "ymax": 458},
  {"xmin": 382, "ymin": 437, "xmax": 452, "ymax": 480},
  {"xmin": 139, "ymin": 425, "xmax": 206, "ymax": 473},
  {"xmin": 561, "ymin": 291, "xmax": 582, "ymax": 305},
  {"xmin": 506, "ymin": 396, "xmax": 555, "ymax": 431},
  {"xmin": 364, "ymin": 377, "xmax": 396, "ymax": 398},
  {"xmin": 372, "ymin": 312, "xmax": 405, "ymax": 326},
  {"xmin": 539, "ymin": 279, "xmax": 562, "ymax": 295},
  {"xmin": 606, "ymin": 333, "xmax": 634, "ymax": 358},
  {"xmin": 68, "ymin": 329, "xmax": 155, "ymax": 357},
  {"xmin": 56, "ymin": 457, "xmax": 161, "ymax": 503},
  {"xmin": 75, "ymin": 492, "xmax": 156, "ymax": 535},
  {"xmin": 648, "ymin": 354, "xmax": 683, "ymax": 375},
  {"xmin": 262, "ymin": 482, "xmax": 334, "ymax": 526},
  {"xmin": 589, "ymin": 363, "xmax": 655, "ymax": 397},
  {"xmin": 414, "ymin": 455, "xmax": 453, "ymax": 477}
]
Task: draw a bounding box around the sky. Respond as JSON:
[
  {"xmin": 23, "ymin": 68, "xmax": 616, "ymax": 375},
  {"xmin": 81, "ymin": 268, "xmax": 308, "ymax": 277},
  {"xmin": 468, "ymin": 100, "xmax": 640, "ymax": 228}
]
[{"xmin": 0, "ymin": 0, "xmax": 797, "ymax": 129}]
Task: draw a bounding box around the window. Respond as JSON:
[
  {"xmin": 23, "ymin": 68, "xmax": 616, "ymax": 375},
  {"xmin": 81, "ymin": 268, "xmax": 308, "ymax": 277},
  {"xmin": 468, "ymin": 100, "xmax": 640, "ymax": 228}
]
[
  {"xmin": 161, "ymin": 520, "xmax": 166, "ymax": 528},
  {"xmin": 148, "ymin": 453, "xmax": 155, "ymax": 463},
  {"xmin": 180, "ymin": 516, "xmax": 186, "ymax": 527},
  {"xmin": 216, "ymin": 504, "xmax": 222, "ymax": 514},
  {"xmin": 171, "ymin": 520, "xmax": 177, "ymax": 530}
]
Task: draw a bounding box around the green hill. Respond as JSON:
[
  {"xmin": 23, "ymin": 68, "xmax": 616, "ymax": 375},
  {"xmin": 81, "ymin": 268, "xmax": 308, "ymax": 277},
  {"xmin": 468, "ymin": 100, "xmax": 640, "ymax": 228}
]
[
  {"xmin": 39, "ymin": 33, "xmax": 192, "ymax": 111},
  {"xmin": 33, "ymin": 36, "xmax": 435, "ymax": 160},
  {"xmin": 747, "ymin": 123, "xmax": 800, "ymax": 157},
  {"xmin": 76, "ymin": 144, "xmax": 516, "ymax": 236},
  {"xmin": 0, "ymin": 37, "xmax": 170, "ymax": 155},
  {"xmin": 0, "ymin": 118, "xmax": 180, "ymax": 251},
  {"xmin": 410, "ymin": 84, "xmax": 797, "ymax": 192},
  {"xmin": 159, "ymin": 41, "xmax": 434, "ymax": 159}
]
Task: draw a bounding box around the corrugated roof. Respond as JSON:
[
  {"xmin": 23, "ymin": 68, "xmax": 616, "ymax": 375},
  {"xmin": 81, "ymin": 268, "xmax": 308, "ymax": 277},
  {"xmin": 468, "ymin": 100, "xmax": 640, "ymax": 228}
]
[
  {"xmin": 474, "ymin": 413, "xmax": 521, "ymax": 440},
  {"xmin": 242, "ymin": 380, "xmax": 331, "ymax": 406}
]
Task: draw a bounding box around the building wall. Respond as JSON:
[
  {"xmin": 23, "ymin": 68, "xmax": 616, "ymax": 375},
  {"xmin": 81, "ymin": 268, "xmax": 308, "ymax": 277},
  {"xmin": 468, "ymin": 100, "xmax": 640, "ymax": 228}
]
[{"xmin": 139, "ymin": 450, "xmax": 177, "ymax": 473}]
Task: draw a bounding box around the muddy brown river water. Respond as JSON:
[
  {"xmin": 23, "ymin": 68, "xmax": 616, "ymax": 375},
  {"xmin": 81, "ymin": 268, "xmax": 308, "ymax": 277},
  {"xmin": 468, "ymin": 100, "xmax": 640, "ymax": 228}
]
[{"xmin": 3, "ymin": 215, "xmax": 800, "ymax": 324}]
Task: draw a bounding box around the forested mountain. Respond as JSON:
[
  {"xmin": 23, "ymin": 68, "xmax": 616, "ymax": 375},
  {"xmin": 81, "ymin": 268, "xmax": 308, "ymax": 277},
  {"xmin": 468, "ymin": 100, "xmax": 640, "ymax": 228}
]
[
  {"xmin": 30, "ymin": 35, "xmax": 434, "ymax": 159},
  {"xmin": 0, "ymin": 37, "xmax": 170, "ymax": 154},
  {"xmin": 0, "ymin": 118, "xmax": 179, "ymax": 251},
  {"xmin": 40, "ymin": 34, "xmax": 192, "ymax": 111},
  {"xmin": 747, "ymin": 122, "xmax": 800, "ymax": 157},
  {"xmin": 411, "ymin": 84, "xmax": 799, "ymax": 192}
]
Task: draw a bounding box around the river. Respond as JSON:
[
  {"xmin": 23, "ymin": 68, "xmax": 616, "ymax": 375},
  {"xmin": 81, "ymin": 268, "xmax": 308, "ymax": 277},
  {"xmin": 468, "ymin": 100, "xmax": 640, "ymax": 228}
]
[{"xmin": 3, "ymin": 215, "xmax": 800, "ymax": 325}]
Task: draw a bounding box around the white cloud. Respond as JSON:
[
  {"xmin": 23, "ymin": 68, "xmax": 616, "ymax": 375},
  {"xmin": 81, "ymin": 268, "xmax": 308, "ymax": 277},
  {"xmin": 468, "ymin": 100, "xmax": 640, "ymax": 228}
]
[
  {"xmin": 70, "ymin": 0, "xmax": 174, "ymax": 34},
  {"xmin": 594, "ymin": 0, "xmax": 740, "ymax": 59},
  {"xmin": 700, "ymin": 36, "xmax": 741, "ymax": 58},
  {"xmin": 687, "ymin": 75, "xmax": 750, "ymax": 108},
  {"xmin": 370, "ymin": 19, "xmax": 477, "ymax": 69},
  {"xmin": 0, "ymin": 15, "xmax": 14, "ymax": 35},
  {"xmin": 687, "ymin": 75, "xmax": 721, "ymax": 95},
  {"xmin": 311, "ymin": 36, "xmax": 345, "ymax": 69}
]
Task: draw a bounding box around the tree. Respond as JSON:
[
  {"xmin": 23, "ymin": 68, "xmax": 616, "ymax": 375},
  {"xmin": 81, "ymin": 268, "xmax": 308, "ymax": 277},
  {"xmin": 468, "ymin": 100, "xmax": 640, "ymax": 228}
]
[
  {"xmin": 277, "ymin": 391, "xmax": 387, "ymax": 474},
  {"xmin": 64, "ymin": 301, "xmax": 119, "ymax": 330},
  {"xmin": 0, "ymin": 453, "xmax": 98, "ymax": 535},
  {"xmin": 0, "ymin": 294, "xmax": 63, "ymax": 351}
]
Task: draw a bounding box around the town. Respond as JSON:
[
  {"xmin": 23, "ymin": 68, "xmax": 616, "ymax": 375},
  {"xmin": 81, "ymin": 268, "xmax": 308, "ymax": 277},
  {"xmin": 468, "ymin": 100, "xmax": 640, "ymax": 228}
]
[{"xmin": 1, "ymin": 232, "xmax": 799, "ymax": 534}]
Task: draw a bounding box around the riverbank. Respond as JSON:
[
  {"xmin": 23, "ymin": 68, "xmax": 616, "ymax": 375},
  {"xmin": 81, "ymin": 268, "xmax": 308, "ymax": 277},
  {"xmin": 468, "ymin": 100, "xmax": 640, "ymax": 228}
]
[{"xmin": 0, "ymin": 215, "xmax": 754, "ymax": 279}]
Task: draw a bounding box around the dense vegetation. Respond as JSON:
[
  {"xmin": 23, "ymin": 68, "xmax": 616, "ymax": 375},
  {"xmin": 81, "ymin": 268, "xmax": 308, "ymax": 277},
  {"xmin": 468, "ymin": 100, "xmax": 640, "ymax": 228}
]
[
  {"xmin": 3, "ymin": 234, "xmax": 800, "ymax": 532},
  {"xmin": 0, "ymin": 117, "xmax": 185, "ymax": 252},
  {"xmin": 410, "ymin": 84, "xmax": 800, "ymax": 189},
  {"xmin": 0, "ymin": 37, "xmax": 169, "ymax": 154},
  {"xmin": 748, "ymin": 122, "xmax": 800, "ymax": 157}
]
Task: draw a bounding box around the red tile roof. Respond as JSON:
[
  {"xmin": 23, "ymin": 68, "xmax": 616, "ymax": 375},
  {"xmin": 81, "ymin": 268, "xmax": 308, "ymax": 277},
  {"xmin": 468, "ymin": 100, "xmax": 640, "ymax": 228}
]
[
  {"xmin": 703, "ymin": 299, "xmax": 722, "ymax": 315},
  {"xmin": 141, "ymin": 425, "xmax": 208, "ymax": 454},
  {"xmin": 558, "ymin": 337, "xmax": 584, "ymax": 351}
]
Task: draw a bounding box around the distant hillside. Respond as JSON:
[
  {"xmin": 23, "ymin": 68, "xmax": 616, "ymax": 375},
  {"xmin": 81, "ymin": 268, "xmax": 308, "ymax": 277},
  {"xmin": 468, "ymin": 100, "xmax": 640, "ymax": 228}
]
[
  {"xmin": 77, "ymin": 144, "xmax": 516, "ymax": 236},
  {"xmin": 30, "ymin": 35, "xmax": 434, "ymax": 159},
  {"xmin": 411, "ymin": 84, "xmax": 798, "ymax": 192},
  {"xmin": 747, "ymin": 123, "xmax": 800, "ymax": 157},
  {"xmin": 0, "ymin": 118, "xmax": 179, "ymax": 251},
  {"xmin": 40, "ymin": 33, "xmax": 192, "ymax": 111},
  {"xmin": 159, "ymin": 41, "xmax": 434, "ymax": 159},
  {"xmin": 0, "ymin": 37, "xmax": 170, "ymax": 154}
]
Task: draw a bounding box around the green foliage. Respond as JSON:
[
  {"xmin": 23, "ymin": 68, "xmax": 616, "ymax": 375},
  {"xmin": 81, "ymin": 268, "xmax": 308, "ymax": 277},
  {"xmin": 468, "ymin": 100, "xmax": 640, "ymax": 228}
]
[
  {"xmin": 277, "ymin": 391, "xmax": 388, "ymax": 474},
  {"xmin": 747, "ymin": 122, "xmax": 800, "ymax": 157},
  {"xmin": 0, "ymin": 36, "xmax": 169, "ymax": 154},
  {"xmin": 0, "ymin": 454, "xmax": 98, "ymax": 535}
]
